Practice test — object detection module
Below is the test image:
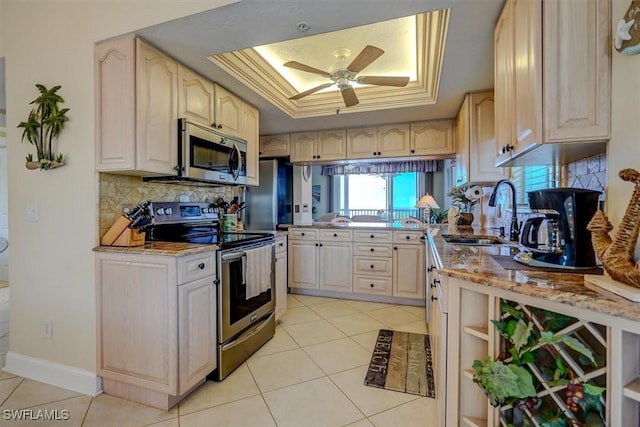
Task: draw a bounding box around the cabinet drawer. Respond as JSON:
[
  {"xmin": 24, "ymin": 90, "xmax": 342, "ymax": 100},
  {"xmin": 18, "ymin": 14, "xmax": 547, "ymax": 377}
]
[
  {"xmin": 353, "ymin": 243, "xmax": 393, "ymax": 257},
  {"xmin": 353, "ymin": 230, "xmax": 392, "ymax": 243},
  {"xmin": 354, "ymin": 256, "xmax": 392, "ymax": 276},
  {"xmin": 288, "ymin": 229, "xmax": 318, "ymax": 241},
  {"xmin": 275, "ymin": 236, "xmax": 287, "ymax": 254},
  {"xmin": 393, "ymin": 230, "xmax": 424, "ymax": 244},
  {"xmin": 354, "ymin": 276, "xmax": 392, "ymax": 296},
  {"xmin": 178, "ymin": 252, "xmax": 216, "ymax": 284},
  {"xmin": 320, "ymin": 229, "xmax": 353, "ymax": 242}
]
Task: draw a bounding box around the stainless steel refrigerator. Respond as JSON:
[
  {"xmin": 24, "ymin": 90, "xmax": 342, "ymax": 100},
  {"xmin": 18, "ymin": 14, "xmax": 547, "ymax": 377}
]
[{"xmin": 245, "ymin": 159, "xmax": 293, "ymax": 230}]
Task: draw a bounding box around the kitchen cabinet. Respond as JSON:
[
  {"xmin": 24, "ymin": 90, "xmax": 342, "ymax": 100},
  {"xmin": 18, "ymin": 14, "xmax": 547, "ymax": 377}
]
[
  {"xmin": 213, "ymin": 84, "xmax": 242, "ymax": 138},
  {"xmin": 96, "ymin": 250, "xmax": 216, "ymax": 409},
  {"xmin": 178, "ymin": 65, "xmax": 215, "ymax": 126},
  {"xmin": 392, "ymin": 230, "xmax": 425, "ymax": 300},
  {"xmin": 289, "ymin": 130, "xmax": 346, "ymax": 163},
  {"xmin": 288, "ymin": 229, "xmax": 319, "ymax": 290},
  {"xmin": 347, "ymin": 125, "xmax": 409, "ymax": 159},
  {"xmin": 260, "ymin": 134, "xmax": 290, "ymax": 157},
  {"xmin": 95, "ymin": 36, "xmax": 178, "ymax": 175},
  {"xmin": 241, "ymin": 102, "xmax": 259, "ymax": 186},
  {"xmin": 494, "ymin": 0, "xmax": 610, "ymax": 167},
  {"xmin": 455, "ymin": 91, "xmax": 505, "ymax": 186},
  {"xmin": 318, "ymin": 240, "xmax": 353, "ymax": 293},
  {"xmin": 410, "ymin": 120, "xmax": 454, "ymax": 156},
  {"xmin": 274, "ymin": 235, "xmax": 288, "ymax": 321},
  {"xmin": 353, "ymin": 242, "xmax": 393, "ymax": 296}
]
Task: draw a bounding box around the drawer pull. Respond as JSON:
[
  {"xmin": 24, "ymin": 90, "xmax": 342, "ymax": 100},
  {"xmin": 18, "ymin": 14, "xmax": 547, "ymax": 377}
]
[
  {"xmin": 406, "ymin": 235, "xmax": 411, "ymax": 240},
  {"xmin": 370, "ymin": 234, "xmax": 374, "ymax": 238},
  {"xmin": 431, "ymin": 295, "xmax": 438, "ymax": 301},
  {"xmin": 370, "ymin": 283, "xmax": 374, "ymax": 288},
  {"xmin": 301, "ymin": 232, "xmax": 305, "ymax": 236},
  {"xmin": 370, "ymin": 248, "xmax": 374, "ymax": 252},
  {"xmin": 279, "ymin": 243, "xmax": 284, "ymax": 247},
  {"xmin": 333, "ymin": 233, "xmax": 337, "ymax": 237},
  {"xmin": 198, "ymin": 263, "xmax": 205, "ymax": 270},
  {"xmin": 370, "ymin": 265, "xmax": 374, "ymax": 269}
]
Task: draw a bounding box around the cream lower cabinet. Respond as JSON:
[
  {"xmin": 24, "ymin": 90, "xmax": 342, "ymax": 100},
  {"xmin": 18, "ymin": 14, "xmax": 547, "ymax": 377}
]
[
  {"xmin": 392, "ymin": 230, "xmax": 425, "ymax": 300},
  {"xmin": 288, "ymin": 229, "xmax": 319, "ymax": 290},
  {"xmin": 96, "ymin": 250, "xmax": 216, "ymax": 409},
  {"xmin": 275, "ymin": 235, "xmax": 288, "ymax": 321}
]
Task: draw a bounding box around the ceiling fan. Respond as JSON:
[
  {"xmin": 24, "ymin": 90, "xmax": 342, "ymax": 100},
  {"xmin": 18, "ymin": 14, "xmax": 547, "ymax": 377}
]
[{"xmin": 284, "ymin": 45, "xmax": 410, "ymax": 107}]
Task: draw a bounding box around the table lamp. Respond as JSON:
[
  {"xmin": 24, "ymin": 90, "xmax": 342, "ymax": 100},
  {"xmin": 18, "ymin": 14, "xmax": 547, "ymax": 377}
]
[{"xmin": 416, "ymin": 194, "xmax": 440, "ymax": 223}]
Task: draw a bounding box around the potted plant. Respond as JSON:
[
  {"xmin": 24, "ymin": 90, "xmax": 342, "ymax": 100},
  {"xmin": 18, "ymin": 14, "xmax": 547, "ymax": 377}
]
[
  {"xmin": 17, "ymin": 84, "xmax": 70, "ymax": 170},
  {"xmin": 472, "ymin": 300, "xmax": 607, "ymax": 427},
  {"xmin": 447, "ymin": 187, "xmax": 479, "ymax": 225}
]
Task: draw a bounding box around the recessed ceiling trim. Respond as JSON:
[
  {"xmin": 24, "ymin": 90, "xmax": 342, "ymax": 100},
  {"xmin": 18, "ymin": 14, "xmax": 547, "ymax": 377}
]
[{"xmin": 208, "ymin": 9, "xmax": 450, "ymax": 119}]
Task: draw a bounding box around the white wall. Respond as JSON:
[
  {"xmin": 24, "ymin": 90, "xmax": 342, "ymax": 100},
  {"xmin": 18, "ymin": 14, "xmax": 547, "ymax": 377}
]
[
  {"xmin": 611, "ymin": 0, "xmax": 640, "ymax": 260},
  {"xmin": 2, "ymin": 0, "xmax": 237, "ymax": 380}
]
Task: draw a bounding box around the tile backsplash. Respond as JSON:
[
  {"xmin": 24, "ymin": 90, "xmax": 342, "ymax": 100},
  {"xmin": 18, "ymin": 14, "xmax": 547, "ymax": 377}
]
[
  {"xmin": 563, "ymin": 152, "xmax": 607, "ymax": 195},
  {"xmin": 99, "ymin": 173, "xmax": 241, "ymax": 238}
]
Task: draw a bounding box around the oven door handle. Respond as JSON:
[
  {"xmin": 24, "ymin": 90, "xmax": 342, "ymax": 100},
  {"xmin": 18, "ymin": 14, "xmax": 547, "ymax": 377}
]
[
  {"xmin": 230, "ymin": 142, "xmax": 241, "ymax": 181},
  {"xmin": 221, "ymin": 251, "xmax": 246, "ymax": 262}
]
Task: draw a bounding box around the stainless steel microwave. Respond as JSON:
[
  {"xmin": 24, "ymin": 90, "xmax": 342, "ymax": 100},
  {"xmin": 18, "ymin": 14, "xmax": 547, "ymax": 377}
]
[{"xmin": 178, "ymin": 118, "xmax": 247, "ymax": 185}]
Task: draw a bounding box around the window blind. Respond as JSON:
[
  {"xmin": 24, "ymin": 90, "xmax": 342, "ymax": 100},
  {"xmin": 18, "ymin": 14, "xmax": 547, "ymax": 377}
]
[{"xmin": 511, "ymin": 165, "xmax": 557, "ymax": 204}]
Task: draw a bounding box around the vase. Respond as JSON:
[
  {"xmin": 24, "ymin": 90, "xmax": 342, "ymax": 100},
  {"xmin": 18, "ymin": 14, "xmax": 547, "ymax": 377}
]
[{"xmin": 457, "ymin": 212, "xmax": 474, "ymax": 226}]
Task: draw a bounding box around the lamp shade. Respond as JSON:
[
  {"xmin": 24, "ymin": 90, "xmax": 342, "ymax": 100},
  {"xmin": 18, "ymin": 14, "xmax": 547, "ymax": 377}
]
[{"xmin": 416, "ymin": 194, "xmax": 440, "ymax": 209}]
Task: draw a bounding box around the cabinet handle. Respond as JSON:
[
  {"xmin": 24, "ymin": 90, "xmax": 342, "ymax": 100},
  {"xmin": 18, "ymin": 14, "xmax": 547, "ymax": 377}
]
[
  {"xmin": 301, "ymin": 232, "xmax": 305, "ymax": 236},
  {"xmin": 370, "ymin": 265, "xmax": 374, "ymax": 269},
  {"xmin": 319, "ymin": 243, "xmax": 323, "ymax": 247},
  {"xmin": 406, "ymin": 236, "xmax": 410, "ymax": 239},
  {"xmin": 317, "ymin": 155, "xmax": 320, "ymax": 159},
  {"xmin": 370, "ymin": 234, "xmax": 375, "ymax": 239},
  {"xmin": 370, "ymin": 248, "xmax": 374, "ymax": 252},
  {"xmin": 377, "ymin": 151, "xmax": 381, "ymax": 155},
  {"xmin": 333, "ymin": 233, "xmax": 337, "ymax": 237},
  {"xmin": 430, "ymin": 283, "xmax": 437, "ymax": 289},
  {"xmin": 279, "ymin": 242, "xmax": 284, "ymax": 247},
  {"xmin": 211, "ymin": 122, "xmax": 216, "ymax": 127},
  {"xmin": 506, "ymin": 144, "xmax": 514, "ymax": 152},
  {"xmin": 427, "ymin": 265, "xmax": 435, "ymax": 272},
  {"xmin": 373, "ymin": 151, "xmax": 376, "ymax": 156},
  {"xmin": 410, "ymin": 149, "xmax": 415, "ymax": 154},
  {"xmin": 393, "ymin": 246, "xmax": 398, "ymax": 251},
  {"xmin": 433, "ymin": 279, "xmax": 441, "ymax": 286},
  {"xmin": 370, "ymin": 283, "xmax": 374, "ymax": 288},
  {"xmin": 198, "ymin": 263, "xmax": 205, "ymax": 270},
  {"xmin": 431, "ymin": 295, "xmax": 438, "ymax": 301},
  {"xmin": 217, "ymin": 124, "xmax": 223, "ymax": 129}
]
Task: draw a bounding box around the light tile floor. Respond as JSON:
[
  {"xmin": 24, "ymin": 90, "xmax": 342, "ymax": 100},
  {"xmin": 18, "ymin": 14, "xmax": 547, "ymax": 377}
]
[{"xmin": 0, "ymin": 294, "xmax": 438, "ymax": 426}]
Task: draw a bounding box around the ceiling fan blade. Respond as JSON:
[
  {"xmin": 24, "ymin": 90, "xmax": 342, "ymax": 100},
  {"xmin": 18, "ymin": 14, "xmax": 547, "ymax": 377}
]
[
  {"xmin": 283, "ymin": 61, "xmax": 330, "ymax": 76},
  {"xmin": 341, "ymin": 86, "xmax": 359, "ymax": 107},
  {"xmin": 347, "ymin": 45, "xmax": 384, "ymax": 73},
  {"xmin": 289, "ymin": 82, "xmax": 334, "ymax": 100},
  {"xmin": 358, "ymin": 76, "xmax": 410, "ymax": 87}
]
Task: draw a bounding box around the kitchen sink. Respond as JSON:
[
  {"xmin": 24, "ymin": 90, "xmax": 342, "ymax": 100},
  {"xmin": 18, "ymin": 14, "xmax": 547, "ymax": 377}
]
[{"xmin": 442, "ymin": 234, "xmax": 505, "ymax": 246}]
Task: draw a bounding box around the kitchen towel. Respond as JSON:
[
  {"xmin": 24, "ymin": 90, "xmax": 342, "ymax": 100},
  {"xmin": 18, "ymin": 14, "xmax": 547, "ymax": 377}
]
[{"xmin": 244, "ymin": 245, "xmax": 272, "ymax": 299}]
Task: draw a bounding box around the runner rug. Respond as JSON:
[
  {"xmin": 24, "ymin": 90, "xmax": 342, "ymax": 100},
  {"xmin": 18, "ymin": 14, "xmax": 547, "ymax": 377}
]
[{"xmin": 363, "ymin": 329, "xmax": 435, "ymax": 397}]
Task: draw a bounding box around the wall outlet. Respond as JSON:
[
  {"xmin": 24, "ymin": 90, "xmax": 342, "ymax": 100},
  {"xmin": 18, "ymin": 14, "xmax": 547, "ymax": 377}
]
[
  {"xmin": 27, "ymin": 204, "xmax": 39, "ymax": 222},
  {"xmin": 43, "ymin": 319, "xmax": 53, "ymax": 339}
]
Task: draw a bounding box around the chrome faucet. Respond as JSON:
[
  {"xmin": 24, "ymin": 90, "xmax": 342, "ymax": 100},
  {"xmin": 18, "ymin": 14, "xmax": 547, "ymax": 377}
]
[{"xmin": 488, "ymin": 179, "xmax": 520, "ymax": 242}]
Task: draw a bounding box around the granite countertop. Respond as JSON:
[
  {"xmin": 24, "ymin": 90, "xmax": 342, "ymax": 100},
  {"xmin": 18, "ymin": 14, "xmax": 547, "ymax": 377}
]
[
  {"xmin": 430, "ymin": 225, "xmax": 640, "ymax": 323},
  {"xmin": 279, "ymin": 222, "xmax": 427, "ymax": 230},
  {"xmin": 94, "ymin": 241, "xmax": 218, "ymax": 257}
]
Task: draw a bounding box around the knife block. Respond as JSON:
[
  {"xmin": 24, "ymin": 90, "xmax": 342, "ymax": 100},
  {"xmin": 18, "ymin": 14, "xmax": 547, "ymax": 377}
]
[{"xmin": 101, "ymin": 215, "xmax": 146, "ymax": 247}]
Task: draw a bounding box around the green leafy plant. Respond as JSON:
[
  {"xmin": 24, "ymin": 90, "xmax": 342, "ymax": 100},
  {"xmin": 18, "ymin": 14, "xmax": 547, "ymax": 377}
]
[
  {"xmin": 472, "ymin": 301, "xmax": 607, "ymax": 426},
  {"xmin": 429, "ymin": 208, "xmax": 449, "ymax": 224},
  {"xmin": 17, "ymin": 84, "xmax": 70, "ymax": 169}
]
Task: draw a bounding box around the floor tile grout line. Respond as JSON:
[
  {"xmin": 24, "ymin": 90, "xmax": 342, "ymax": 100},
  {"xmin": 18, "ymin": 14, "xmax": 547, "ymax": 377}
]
[
  {"xmin": 79, "ymin": 395, "xmax": 94, "ymax": 427},
  {"xmin": 0, "ymin": 376, "xmax": 23, "ymax": 408}
]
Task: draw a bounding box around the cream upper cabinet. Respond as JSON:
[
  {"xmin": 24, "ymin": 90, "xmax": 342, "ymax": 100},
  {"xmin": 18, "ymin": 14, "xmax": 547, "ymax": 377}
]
[
  {"xmin": 346, "ymin": 127, "xmax": 378, "ymax": 159},
  {"xmin": 260, "ymin": 134, "xmax": 290, "ymax": 157},
  {"xmin": 177, "ymin": 65, "xmax": 214, "ymax": 126},
  {"xmin": 290, "ymin": 130, "xmax": 346, "ymax": 163},
  {"xmin": 410, "ymin": 120, "xmax": 454, "ymax": 156},
  {"xmin": 241, "ymin": 102, "xmax": 259, "ymax": 186},
  {"xmin": 455, "ymin": 91, "xmax": 505, "ymax": 186},
  {"xmin": 96, "ymin": 36, "xmax": 178, "ymax": 175},
  {"xmin": 495, "ymin": 0, "xmax": 610, "ymax": 167},
  {"xmin": 214, "ymin": 84, "xmax": 242, "ymax": 138},
  {"xmin": 378, "ymin": 124, "xmax": 411, "ymax": 158}
]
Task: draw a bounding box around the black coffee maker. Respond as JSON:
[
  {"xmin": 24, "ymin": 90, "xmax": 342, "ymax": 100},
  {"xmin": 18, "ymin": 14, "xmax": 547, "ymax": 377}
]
[{"xmin": 514, "ymin": 188, "xmax": 601, "ymax": 269}]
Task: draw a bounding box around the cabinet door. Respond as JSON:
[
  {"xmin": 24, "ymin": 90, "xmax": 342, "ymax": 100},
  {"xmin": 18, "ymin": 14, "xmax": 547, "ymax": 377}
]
[
  {"xmin": 214, "ymin": 84, "xmax": 242, "ymax": 137},
  {"xmin": 494, "ymin": 0, "xmax": 515, "ymax": 167},
  {"xmin": 177, "ymin": 65, "xmax": 214, "ymax": 126},
  {"xmin": 260, "ymin": 134, "xmax": 290, "ymax": 157},
  {"xmin": 318, "ymin": 242, "xmax": 352, "ymax": 293},
  {"xmin": 392, "ymin": 244, "xmax": 425, "ymax": 299},
  {"xmin": 346, "ymin": 127, "xmax": 378, "ymax": 159},
  {"xmin": 454, "ymin": 94, "xmax": 470, "ymax": 187},
  {"xmin": 289, "ymin": 132, "xmax": 317, "ymax": 162},
  {"xmin": 512, "ymin": 0, "xmax": 542, "ymax": 156},
  {"xmin": 136, "ymin": 39, "xmax": 178, "ymax": 175},
  {"xmin": 410, "ymin": 120, "xmax": 454, "ymax": 156},
  {"xmin": 469, "ymin": 92, "xmax": 506, "ymax": 182},
  {"xmin": 317, "ymin": 129, "xmax": 347, "ymax": 162},
  {"xmin": 275, "ymin": 250, "xmax": 288, "ymax": 321},
  {"xmin": 97, "ymin": 254, "xmax": 177, "ymax": 394},
  {"xmin": 95, "ymin": 36, "xmax": 136, "ymax": 171},
  {"xmin": 378, "ymin": 124, "xmax": 411, "ymax": 157},
  {"xmin": 178, "ymin": 276, "xmax": 216, "ymax": 394},
  {"xmin": 542, "ymin": 0, "xmax": 610, "ymax": 143},
  {"xmin": 241, "ymin": 102, "xmax": 260, "ymax": 186},
  {"xmin": 288, "ymin": 240, "xmax": 318, "ymax": 289}
]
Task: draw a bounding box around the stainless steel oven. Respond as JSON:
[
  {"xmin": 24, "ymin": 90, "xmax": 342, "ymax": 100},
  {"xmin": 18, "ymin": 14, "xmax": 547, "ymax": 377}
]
[
  {"xmin": 146, "ymin": 201, "xmax": 276, "ymax": 381},
  {"xmin": 216, "ymin": 240, "xmax": 275, "ymax": 380}
]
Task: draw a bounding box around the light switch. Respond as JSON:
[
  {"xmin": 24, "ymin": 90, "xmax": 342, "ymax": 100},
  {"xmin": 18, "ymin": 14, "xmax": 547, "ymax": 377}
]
[{"xmin": 27, "ymin": 204, "xmax": 39, "ymax": 222}]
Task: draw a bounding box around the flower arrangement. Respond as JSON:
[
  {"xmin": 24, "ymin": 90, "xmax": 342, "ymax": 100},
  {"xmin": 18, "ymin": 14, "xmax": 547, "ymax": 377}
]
[{"xmin": 447, "ymin": 186, "xmax": 479, "ymax": 213}]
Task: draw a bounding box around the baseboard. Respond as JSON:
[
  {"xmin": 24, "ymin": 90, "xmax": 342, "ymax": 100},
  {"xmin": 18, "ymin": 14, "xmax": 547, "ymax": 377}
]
[{"xmin": 3, "ymin": 351, "xmax": 102, "ymax": 396}]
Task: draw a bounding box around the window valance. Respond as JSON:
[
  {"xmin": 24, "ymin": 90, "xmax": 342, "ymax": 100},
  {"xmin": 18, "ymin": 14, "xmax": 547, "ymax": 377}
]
[{"xmin": 321, "ymin": 160, "xmax": 442, "ymax": 176}]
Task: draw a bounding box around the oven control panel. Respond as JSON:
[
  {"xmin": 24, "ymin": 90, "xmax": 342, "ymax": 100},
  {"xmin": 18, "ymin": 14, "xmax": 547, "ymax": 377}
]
[{"xmin": 150, "ymin": 201, "xmax": 220, "ymax": 224}]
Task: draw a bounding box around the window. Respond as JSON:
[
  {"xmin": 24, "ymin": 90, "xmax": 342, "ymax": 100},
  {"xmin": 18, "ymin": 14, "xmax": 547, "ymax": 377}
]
[
  {"xmin": 511, "ymin": 165, "xmax": 558, "ymax": 204},
  {"xmin": 335, "ymin": 172, "xmax": 422, "ymax": 221}
]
